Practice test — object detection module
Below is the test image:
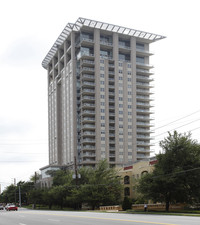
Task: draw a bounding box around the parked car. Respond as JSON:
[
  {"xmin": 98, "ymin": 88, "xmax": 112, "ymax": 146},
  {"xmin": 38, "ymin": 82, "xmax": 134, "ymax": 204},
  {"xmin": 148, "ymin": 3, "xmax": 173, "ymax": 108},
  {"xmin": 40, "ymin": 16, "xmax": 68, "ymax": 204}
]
[
  {"xmin": 0, "ymin": 204, "xmax": 4, "ymax": 210},
  {"xmin": 5, "ymin": 203, "xmax": 12, "ymax": 210},
  {"xmin": 6, "ymin": 205, "xmax": 18, "ymax": 211}
]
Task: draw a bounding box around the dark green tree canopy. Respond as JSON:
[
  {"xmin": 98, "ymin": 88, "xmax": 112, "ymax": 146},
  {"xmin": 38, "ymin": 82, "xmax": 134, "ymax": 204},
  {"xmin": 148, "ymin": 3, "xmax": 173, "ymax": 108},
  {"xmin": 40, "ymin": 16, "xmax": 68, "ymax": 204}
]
[{"xmin": 137, "ymin": 131, "xmax": 200, "ymax": 211}]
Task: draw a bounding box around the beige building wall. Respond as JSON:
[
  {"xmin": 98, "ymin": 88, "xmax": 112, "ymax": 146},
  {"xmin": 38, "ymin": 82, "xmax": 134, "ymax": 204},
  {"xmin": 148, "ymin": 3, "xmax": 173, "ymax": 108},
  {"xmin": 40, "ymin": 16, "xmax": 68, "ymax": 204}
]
[
  {"xmin": 42, "ymin": 18, "xmax": 165, "ymax": 169},
  {"xmin": 117, "ymin": 159, "xmax": 156, "ymax": 199}
]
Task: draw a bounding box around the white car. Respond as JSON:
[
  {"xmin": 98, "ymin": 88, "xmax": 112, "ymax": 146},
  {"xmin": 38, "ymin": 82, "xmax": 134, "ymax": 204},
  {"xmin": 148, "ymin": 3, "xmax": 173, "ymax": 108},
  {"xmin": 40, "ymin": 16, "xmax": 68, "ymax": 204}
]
[
  {"xmin": 0, "ymin": 204, "xmax": 4, "ymax": 210},
  {"xmin": 5, "ymin": 203, "xmax": 12, "ymax": 210}
]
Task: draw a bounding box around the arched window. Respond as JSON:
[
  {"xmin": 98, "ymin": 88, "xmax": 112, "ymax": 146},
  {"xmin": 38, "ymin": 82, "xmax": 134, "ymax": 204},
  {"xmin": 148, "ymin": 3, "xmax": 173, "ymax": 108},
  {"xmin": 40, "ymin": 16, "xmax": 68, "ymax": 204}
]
[
  {"xmin": 141, "ymin": 171, "xmax": 148, "ymax": 176},
  {"xmin": 124, "ymin": 175, "xmax": 130, "ymax": 184},
  {"xmin": 124, "ymin": 187, "xmax": 130, "ymax": 196}
]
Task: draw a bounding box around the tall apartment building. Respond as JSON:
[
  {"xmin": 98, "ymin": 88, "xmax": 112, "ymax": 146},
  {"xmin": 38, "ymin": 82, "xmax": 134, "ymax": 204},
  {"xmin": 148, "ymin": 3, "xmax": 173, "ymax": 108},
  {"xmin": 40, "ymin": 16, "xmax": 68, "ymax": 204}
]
[{"xmin": 42, "ymin": 18, "xmax": 165, "ymax": 169}]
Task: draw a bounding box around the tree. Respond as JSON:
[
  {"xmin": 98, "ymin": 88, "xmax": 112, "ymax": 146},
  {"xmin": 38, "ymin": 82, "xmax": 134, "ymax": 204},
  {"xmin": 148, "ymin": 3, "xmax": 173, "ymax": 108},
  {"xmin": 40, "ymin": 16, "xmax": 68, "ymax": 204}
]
[
  {"xmin": 137, "ymin": 131, "xmax": 200, "ymax": 211},
  {"xmin": 80, "ymin": 160, "xmax": 123, "ymax": 209}
]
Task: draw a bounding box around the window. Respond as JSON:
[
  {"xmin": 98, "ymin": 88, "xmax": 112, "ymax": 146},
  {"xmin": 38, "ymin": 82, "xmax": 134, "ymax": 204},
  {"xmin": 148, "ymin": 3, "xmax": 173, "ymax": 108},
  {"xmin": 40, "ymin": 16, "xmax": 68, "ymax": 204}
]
[
  {"xmin": 100, "ymin": 88, "xmax": 105, "ymax": 91},
  {"xmin": 119, "ymin": 97, "xmax": 123, "ymax": 101},
  {"xmin": 100, "ymin": 59, "xmax": 104, "ymax": 63},
  {"xmin": 101, "ymin": 123, "xmax": 105, "ymax": 127},
  {"xmin": 119, "ymin": 104, "xmax": 123, "ymax": 108},
  {"xmin": 136, "ymin": 43, "xmax": 145, "ymax": 50},
  {"xmin": 136, "ymin": 56, "xmax": 145, "ymax": 64},
  {"xmin": 100, "ymin": 95, "xmax": 105, "ymax": 99},
  {"xmin": 100, "ymin": 74, "xmax": 104, "ymax": 78},
  {"xmin": 119, "ymin": 111, "xmax": 123, "ymax": 114},
  {"xmin": 128, "ymin": 105, "xmax": 132, "ymax": 109},
  {"xmin": 119, "ymin": 62, "xmax": 123, "ymax": 67},
  {"xmin": 119, "ymin": 70, "xmax": 123, "ymax": 73},
  {"xmin": 100, "ymin": 81, "xmax": 105, "ymax": 84},
  {"xmin": 101, "ymin": 109, "xmax": 105, "ymax": 113},
  {"xmin": 119, "ymin": 90, "xmax": 123, "ymax": 94},
  {"xmin": 119, "ymin": 77, "xmax": 123, "ymax": 80},
  {"xmin": 101, "ymin": 116, "xmax": 105, "ymax": 120},
  {"xmin": 128, "ymin": 125, "xmax": 132, "ymax": 129},
  {"xmin": 101, "ymin": 137, "xmax": 105, "ymax": 141},
  {"xmin": 128, "ymin": 91, "xmax": 132, "ymax": 95},
  {"xmin": 128, "ymin": 78, "xmax": 131, "ymax": 82},
  {"xmin": 127, "ymin": 71, "xmax": 131, "ymax": 75},
  {"xmin": 124, "ymin": 176, "xmax": 130, "ymax": 184},
  {"xmin": 127, "ymin": 64, "xmax": 131, "ymax": 68}
]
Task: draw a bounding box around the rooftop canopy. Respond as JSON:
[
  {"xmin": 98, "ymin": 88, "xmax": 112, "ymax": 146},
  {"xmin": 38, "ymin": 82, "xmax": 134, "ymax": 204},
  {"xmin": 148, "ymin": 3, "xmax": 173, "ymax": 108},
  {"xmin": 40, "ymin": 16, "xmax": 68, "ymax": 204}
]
[{"xmin": 42, "ymin": 17, "xmax": 166, "ymax": 69}]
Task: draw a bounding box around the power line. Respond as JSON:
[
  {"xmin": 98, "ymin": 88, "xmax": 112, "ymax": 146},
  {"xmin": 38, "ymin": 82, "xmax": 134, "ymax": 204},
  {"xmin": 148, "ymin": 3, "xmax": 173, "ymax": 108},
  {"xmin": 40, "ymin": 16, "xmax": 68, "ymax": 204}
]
[
  {"xmin": 155, "ymin": 109, "xmax": 200, "ymax": 130},
  {"xmin": 154, "ymin": 118, "xmax": 200, "ymax": 138}
]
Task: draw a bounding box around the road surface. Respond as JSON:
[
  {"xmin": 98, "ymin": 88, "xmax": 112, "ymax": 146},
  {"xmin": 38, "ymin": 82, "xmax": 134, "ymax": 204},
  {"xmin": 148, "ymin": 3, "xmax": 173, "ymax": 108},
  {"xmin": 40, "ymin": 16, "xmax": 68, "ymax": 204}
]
[{"xmin": 0, "ymin": 208, "xmax": 199, "ymax": 225}]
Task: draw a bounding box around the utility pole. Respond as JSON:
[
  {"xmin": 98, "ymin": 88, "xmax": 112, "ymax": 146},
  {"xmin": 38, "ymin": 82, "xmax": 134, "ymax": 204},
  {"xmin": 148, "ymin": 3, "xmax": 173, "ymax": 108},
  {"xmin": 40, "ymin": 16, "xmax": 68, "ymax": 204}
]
[
  {"xmin": 74, "ymin": 156, "xmax": 78, "ymax": 186},
  {"xmin": 19, "ymin": 185, "xmax": 21, "ymax": 207}
]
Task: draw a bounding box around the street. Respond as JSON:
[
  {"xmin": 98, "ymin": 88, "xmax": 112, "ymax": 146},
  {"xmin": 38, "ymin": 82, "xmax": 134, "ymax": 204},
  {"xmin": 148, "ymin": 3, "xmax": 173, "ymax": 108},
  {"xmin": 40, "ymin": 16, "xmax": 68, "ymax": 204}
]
[{"xmin": 0, "ymin": 208, "xmax": 199, "ymax": 225}]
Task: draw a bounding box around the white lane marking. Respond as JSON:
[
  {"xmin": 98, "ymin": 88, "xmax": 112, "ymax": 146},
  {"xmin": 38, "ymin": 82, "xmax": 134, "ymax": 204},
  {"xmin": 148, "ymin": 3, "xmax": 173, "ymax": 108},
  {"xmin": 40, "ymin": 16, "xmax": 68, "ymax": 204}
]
[
  {"xmin": 19, "ymin": 215, "xmax": 25, "ymax": 217},
  {"xmin": 19, "ymin": 223, "xmax": 26, "ymax": 225},
  {"xmin": 48, "ymin": 219, "xmax": 60, "ymax": 222}
]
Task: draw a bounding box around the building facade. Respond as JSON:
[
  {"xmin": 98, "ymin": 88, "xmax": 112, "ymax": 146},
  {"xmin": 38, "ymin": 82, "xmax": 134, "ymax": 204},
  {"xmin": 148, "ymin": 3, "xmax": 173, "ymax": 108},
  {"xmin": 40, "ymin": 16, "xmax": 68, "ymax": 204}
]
[
  {"xmin": 118, "ymin": 158, "xmax": 157, "ymax": 199},
  {"xmin": 42, "ymin": 18, "xmax": 165, "ymax": 169}
]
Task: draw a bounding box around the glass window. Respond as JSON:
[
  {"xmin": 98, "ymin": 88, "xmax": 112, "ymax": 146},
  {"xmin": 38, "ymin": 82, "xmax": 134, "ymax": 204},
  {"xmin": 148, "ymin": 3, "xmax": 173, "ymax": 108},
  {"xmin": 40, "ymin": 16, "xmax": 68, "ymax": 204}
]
[
  {"xmin": 124, "ymin": 176, "xmax": 130, "ymax": 184},
  {"xmin": 136, "ymin": 56, "xmax": 145, "ymax": 64}
]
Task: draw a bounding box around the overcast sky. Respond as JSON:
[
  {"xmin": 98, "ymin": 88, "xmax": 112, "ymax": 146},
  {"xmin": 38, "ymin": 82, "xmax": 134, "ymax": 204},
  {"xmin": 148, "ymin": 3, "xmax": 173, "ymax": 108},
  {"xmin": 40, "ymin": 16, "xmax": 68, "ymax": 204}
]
[{"xmin": 0, "ymin": 0, "xmax": 200, "ymax": 190}]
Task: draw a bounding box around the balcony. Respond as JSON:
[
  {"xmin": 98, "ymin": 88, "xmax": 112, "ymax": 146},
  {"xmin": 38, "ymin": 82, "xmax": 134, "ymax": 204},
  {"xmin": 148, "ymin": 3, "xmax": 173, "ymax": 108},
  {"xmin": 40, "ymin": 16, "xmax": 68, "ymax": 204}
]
[
  {"xmin": 81, "ymin": 103, "xmax": 95, "ymax": 108},
  {"xmin": 136, "ymin": 75, "xmax": 154, "ymax": 82},
  {"xmin": 81, "ymin": 89, "xmax": 95, "ymax": 96},
  {"xmin": 82, "ymin": 110, "xmax": 95, "ymax": 116},
  {"xmin": 137, "ymin": 121, "xmax": 154, "ymax": 127},
  {"xmin": 82, "ymin": 145, "xmax": 95, "ymax": 150},
  {"xmin": 137, "ymin": 102, "xmax": 153, "ymax": 108},
  {"xmin": 136, "ymin": 48, "xmax": 153, "ymax": 56},
  {"xmin": 81, "ymin": 67, "xmax": 95, "ymax": 74},
  {"xmin": 81, "ymin": 59, "xmax": 94, "ymax": 66},
  {"xmin": 77, "ymin": 51, "xmax": 94, "ymax": 60},
  {"xmin": 82, "ymin": 124, "xmax": 95, "ymax": 129},
  {"xmin": 100, "ymin": 40, "xmax": 113, "ymax": 47},
  {"xmin": 82, "ymin": 81, "xmax": 95, "ymax": 87},
  {"xmin": 82, "ymin": 152, "xmax": 96, "ymax": 157},
  {"xmin": 137, "ymin": 154, "xmax": 150, "ymax": 159},
  {"xmin": 136, "ymin": 88, "xmax": 154, "ymax": 95},
  {"xmin": 136, "ymin": 108, "xmax": 154, "ymax": 114},
  {"xmin": 136, "ymin": 62, "xmax": 154, "ymax": 69},
  {"xmin": 82, "ymin": 96, "xmax": 95, "ymax": 101},
  {"xmin": 136, "ymin": 82, "xmax": 154, "ymax": 89},
  {"xmin": 82, "ymin": 131, "xmax": 95, "ymax": 136},
  {"xmin": 82, "ymin": 138, "xmax": 95, "ymax": 144},
  {"xmin": 82, "ymin": 74, "xmax": 95, "ymax": 80},
  {"xmin": 136, "ymin": 68, "xmax": 154, "ymax": 75},
  {"xmin": 137, "ymin": 135, "xmax": 151, "ymax": 140},
  {"xmin": 137, "ymin": 128, "xmax": 152, "ymax": 134}
]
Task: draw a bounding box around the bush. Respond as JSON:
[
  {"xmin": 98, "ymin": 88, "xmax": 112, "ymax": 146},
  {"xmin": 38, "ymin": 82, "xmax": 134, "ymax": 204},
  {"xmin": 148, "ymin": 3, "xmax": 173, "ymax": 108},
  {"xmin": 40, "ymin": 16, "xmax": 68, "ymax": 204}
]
[{"xmin": 122, "ymin": 197, "xmax": 132, "ymax": 211}]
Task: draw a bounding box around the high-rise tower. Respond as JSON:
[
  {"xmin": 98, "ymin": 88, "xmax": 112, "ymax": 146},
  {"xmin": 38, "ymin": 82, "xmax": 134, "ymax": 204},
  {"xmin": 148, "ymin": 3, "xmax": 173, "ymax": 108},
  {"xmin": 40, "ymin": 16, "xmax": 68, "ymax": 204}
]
[{"xmin": 42, "ymin": 18, "xmax": 165, "ymax": 169}]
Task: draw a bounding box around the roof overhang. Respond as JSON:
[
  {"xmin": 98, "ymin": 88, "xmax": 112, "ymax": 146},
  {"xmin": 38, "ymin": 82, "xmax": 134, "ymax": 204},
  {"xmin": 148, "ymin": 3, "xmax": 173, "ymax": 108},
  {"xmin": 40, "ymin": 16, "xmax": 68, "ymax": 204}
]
[{"xmin": 42, "ymin": 17, "xmax": 166, "ymax": 69}]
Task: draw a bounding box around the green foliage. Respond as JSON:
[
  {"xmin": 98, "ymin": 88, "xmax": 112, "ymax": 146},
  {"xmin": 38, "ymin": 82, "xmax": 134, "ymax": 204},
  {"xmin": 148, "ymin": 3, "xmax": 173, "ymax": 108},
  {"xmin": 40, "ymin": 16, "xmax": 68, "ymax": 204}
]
[
  {"xmin": 0, "ymin": 160, "xmax": 123, "ymax": 210},
  {"xmin": 137, "ymin": 131, "xmax": 200, "ymax": 211},
  {"xmin": 122, "ymin": 196, "xmax": 132, "ymax": 210}
]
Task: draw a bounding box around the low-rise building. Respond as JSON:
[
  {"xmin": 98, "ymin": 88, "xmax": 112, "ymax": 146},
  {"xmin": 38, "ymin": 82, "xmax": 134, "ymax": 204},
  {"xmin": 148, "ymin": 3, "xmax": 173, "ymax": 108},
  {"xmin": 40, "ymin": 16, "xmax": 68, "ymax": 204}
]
[{"xmin": 117, "ymin": 158, "xmax": 157, "ymax": 199}]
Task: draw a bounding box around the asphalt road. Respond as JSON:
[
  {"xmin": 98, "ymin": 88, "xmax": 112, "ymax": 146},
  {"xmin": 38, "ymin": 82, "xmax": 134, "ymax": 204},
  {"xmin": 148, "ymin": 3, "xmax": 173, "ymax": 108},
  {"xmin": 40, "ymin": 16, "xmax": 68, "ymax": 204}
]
[{"xmin": 0, "ymin": 208, "xmax": 200, "ymax": 225}]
